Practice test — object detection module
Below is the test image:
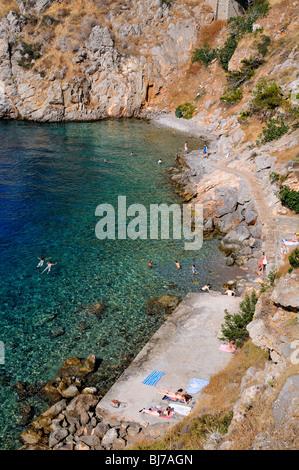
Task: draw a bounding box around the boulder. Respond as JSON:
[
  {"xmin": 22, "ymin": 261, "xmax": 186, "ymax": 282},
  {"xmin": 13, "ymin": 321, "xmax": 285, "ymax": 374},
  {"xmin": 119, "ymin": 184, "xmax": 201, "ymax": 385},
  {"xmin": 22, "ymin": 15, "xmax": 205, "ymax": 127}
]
[
  {"xmin": 271, "ymin": 273, "xmax": 299, "ymax": 311},
  {"xmin": 101, "ymin": 427, "xmax": 119, "ymax": 448},
  {"xmin": 145, "ymin": 294, "xmax": 181, "ymax": 316},
  {"xmin": 64, "ymin": 394, "xmax": 99, "ymax": 418}
]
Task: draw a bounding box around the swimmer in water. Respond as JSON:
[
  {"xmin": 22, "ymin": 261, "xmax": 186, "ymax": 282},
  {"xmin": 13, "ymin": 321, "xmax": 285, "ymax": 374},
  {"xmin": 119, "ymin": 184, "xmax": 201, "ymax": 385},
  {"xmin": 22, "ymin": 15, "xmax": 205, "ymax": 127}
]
[
  {"xmin": 37, "ymin": 257, "xmax": 50, "ymax": 267},
  {"xmin": 174, "ymin": 260, "xmax": 181, "ymax": 270},
  {"xmin": 158, "ymin": 159, "xmax": 162, "ymax": 164},
  {"xmin": 191, "ymin": 264, "xmax": 198, "ymax": 275},
  {"xmin": 42, "ymin": 261, "xmax": 57, "ymax": 274},
  {"xmin": 148, "ymin": 260, "xmax": 153, "ymax": 268}
]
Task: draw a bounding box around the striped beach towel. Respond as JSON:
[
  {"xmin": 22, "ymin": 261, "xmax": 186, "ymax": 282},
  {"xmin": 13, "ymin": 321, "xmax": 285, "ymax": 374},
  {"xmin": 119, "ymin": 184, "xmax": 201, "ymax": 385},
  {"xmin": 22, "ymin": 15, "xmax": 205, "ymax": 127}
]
[
  {"xmin": 142, "ymin": 370, "xmax": 165, "ymax": 386},
  {"xmin": 282, "ymin": 239, "xmax": 299, "ymax": 246}
]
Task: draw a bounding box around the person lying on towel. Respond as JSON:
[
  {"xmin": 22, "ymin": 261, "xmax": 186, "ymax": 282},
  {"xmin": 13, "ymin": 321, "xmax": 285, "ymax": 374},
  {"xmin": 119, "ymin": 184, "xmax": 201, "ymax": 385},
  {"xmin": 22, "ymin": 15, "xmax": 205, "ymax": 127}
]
[
  {"xmin": 156, "ymin": 389, "xmax": 192, "ymax": 404},
  {"xmin": 139, "ymin": 406, "xmax": 175, "ymax": 418}
]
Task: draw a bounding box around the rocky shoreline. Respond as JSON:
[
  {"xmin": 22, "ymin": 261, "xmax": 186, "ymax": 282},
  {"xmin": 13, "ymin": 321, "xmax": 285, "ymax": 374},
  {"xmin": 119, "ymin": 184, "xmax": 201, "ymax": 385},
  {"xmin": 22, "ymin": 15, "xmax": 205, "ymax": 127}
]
[{"xmin": 5, "ymin": 110, "xmax": 296, "ymax": 450}]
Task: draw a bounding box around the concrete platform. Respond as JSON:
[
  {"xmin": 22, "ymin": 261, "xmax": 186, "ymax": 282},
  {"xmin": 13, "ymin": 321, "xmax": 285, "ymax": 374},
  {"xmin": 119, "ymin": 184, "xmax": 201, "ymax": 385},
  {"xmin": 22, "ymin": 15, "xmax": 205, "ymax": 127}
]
[{"xmin": 96, "ymin": 292, "xmax": 240, "ymax": 426}]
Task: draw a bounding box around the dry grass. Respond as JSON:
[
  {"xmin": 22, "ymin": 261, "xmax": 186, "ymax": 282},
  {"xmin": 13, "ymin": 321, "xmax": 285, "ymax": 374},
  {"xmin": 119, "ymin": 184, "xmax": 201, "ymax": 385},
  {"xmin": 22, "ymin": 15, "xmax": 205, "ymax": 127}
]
[
  {"xmin": 227, "ymin": 363, "xmax": 299, "ymax": 450},
  {"xmin": 198, "ymin": 20, "xmax": 227, "ymax": 47}
]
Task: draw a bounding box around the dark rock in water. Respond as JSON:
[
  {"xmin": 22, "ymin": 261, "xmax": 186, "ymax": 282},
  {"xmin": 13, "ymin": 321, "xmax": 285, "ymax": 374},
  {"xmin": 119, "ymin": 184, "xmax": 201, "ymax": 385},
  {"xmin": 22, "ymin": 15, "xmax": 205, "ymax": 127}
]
[
  {"xmin": 78, "ymin": 322, "xmax": 90, "ymax": 332},
  {"xmin": 12, "ymin": 381, "xmax": 45, "ymax": 401},
  {"xmin": 145, "ymin": 294, "xmax": 181, "ymax": 316},
  {"xmin": 18, "ymin": 402, "xmax": 35, "ymax": 427},
  {"xmin": 58, "ymin": 355, "xmax": 97, "ymax": 378},
  {"xmin": 87, "ymin": 301, "xmax": 105, "ymax": 320},
  {"xmin": 50, "ymin": 327, "xmax": 65, "ymax": 339}
]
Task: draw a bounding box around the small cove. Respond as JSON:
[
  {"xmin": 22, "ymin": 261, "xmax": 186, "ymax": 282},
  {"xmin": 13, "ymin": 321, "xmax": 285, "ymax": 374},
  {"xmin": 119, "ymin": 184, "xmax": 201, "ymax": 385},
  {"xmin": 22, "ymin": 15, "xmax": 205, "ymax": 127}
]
[{"xmin": 0, "ymin": 118, "xmax": 241, "ymax": 449}]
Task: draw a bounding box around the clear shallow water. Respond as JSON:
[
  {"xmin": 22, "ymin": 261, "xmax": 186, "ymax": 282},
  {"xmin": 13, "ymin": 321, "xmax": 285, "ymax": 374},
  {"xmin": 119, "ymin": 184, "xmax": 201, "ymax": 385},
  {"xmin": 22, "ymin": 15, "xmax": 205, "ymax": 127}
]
[{"xmin": 0, "ymin": 119, "xmax": 237, "ymax": 449}]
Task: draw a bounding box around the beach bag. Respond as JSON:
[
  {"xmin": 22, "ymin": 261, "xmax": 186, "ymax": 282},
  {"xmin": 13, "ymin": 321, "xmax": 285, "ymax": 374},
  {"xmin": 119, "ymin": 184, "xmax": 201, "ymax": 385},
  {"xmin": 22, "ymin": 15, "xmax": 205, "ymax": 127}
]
[{"xmin": 110, "ymin": 399, "xmax": 120, "ymax": 408}]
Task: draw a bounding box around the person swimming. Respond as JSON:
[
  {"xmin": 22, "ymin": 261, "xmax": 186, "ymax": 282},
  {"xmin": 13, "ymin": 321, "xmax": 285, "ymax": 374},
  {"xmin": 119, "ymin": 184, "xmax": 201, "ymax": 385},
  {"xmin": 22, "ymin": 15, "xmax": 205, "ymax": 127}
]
[
  {"xmin": 174, "ymin": 260, "xmax": 181, "ymax": 270},
  {"xmin": 191, "ymin": 264, "xmax": 198, "ymax": 274},
  {"xmin": 148, "ymin": 260, "xmax": 153, "ymax": 268},
  {"xmin": 37, "ymin": 257, "xmax": 50, "ymax": 267},
  {"xmin": 42, "ymin": 261, "xmax": 57, "ymax": 274}
]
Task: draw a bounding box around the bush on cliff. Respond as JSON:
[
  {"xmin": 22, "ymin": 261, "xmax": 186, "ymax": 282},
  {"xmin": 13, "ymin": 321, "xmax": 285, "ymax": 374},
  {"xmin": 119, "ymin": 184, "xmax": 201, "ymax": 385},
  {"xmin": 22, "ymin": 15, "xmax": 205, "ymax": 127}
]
[
  {"xmin": 288, "ymin": 248, "xmax": 299, "ymax": 269},
  {"xmin": 279, "ymin": 185, "xmax": 299, "ymax": 213},
  {"xmin": 219, "ymin": 291, "xmax": 258, "ymax": 347}
]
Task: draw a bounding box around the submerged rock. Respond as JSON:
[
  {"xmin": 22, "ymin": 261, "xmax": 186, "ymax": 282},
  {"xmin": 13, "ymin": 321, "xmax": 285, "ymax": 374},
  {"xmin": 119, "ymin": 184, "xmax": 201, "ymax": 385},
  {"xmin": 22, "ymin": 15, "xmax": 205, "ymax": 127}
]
[{"xmin": 145, "ymin": 294, "xmax": 182, "ymax": 316}]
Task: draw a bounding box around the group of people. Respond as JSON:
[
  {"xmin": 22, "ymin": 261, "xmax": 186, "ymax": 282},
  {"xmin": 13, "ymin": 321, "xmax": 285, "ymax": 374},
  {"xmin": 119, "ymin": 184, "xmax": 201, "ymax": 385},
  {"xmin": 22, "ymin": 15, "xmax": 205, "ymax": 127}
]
[
  {"xmin": 148, "ymin": 259, "xmax": 199, "ymax": 276},
  {"xmin": 37, "ymin": 257, "xmax": 57, "ymax": 274}
]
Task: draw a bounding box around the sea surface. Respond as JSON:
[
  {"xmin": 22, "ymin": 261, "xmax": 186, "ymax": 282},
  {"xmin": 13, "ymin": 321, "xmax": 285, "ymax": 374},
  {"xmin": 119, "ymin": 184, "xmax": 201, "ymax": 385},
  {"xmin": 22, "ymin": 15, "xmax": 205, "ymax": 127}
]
[{"xmin": 0, "ymin": 119, "xmax": 238, "ymax": 449}]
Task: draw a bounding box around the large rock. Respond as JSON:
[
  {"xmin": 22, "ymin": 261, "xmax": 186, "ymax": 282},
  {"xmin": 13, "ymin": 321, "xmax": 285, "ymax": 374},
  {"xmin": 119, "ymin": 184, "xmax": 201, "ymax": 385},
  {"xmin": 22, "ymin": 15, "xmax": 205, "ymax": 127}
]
[
  {"xmin": 64, "ymin": 394, "xmax": 99, "ymax": 418},
  {"xmin": 271, "ymin": 273, "xmax": 299, "ymax": 311}
]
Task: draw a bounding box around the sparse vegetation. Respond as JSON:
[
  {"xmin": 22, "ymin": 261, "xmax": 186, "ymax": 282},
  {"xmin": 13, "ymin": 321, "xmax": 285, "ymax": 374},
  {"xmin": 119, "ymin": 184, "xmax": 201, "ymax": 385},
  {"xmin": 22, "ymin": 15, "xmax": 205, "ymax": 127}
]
[
  {"xmin": 278, "ymin": 185, "xmax": 299, "ymax": 213},
  {"xmin": 175, "ymin": 102, "xmax": 196, "ymax": 119},
  {"xmin": 191, "ymin": 42, "xmax": 217, "ymax": 67},
  {"xmin": 15, "ymin": 40, "xmax": 42, "ymax": 69},
  {"xmin": 256, "ymin": 116, "xmax": 289, "ymax": 144},
  {"xmin": 220, "ymin": 87, "xmax": 243, "ymax": 104},
  {"xmin": 260, "ymin": 266, "xmax": 281, "ymax": 292},
  {"xmin": 219, "ymin": 291, "xmax": 258, "ymax": 348},
  {"xmin": 288, "ymin": 248, "xmax": 299, "ymax": 269},
  {"xmin": 250, "ymin": 78, "xmax": 284, "ymax": 114}
]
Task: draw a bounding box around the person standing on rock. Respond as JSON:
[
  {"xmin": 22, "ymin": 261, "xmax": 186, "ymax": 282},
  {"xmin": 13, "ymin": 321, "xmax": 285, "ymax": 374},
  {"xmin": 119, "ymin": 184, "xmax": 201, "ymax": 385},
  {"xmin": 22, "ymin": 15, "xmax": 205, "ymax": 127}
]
[
  {"xmin": 259, "ymin": 252, "xmax": 268, "ymax": 274},
  {"xmin": 184, "ymin": 142, "xmax": 188, "ymax": 155}
]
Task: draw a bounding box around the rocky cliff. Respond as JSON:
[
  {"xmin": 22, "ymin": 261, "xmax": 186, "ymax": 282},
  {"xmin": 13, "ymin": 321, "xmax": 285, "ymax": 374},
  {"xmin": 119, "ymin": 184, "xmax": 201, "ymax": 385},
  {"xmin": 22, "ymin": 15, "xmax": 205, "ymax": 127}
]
[{"xmin": 0, "ymin": 0, "xmax": 216, "ymax": 121}]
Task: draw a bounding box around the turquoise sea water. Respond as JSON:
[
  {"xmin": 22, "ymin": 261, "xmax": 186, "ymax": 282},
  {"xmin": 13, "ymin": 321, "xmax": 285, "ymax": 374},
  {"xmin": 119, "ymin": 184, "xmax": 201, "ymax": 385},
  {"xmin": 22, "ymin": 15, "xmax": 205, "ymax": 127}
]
[{"xmin": 0, "ymin": 119, "xmax": 237, "ymax": 449}]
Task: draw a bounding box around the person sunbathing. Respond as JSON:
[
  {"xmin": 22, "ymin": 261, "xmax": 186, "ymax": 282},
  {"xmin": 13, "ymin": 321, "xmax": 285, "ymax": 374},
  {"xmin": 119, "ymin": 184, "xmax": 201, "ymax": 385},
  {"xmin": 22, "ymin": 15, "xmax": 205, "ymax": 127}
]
[
  {"xmin": 156, "ymin": 388, "xmax": 192, "ymax": 404},
  {"xmin": 139, "ymin": 406, "xmax": 175, "ymax": 417}
]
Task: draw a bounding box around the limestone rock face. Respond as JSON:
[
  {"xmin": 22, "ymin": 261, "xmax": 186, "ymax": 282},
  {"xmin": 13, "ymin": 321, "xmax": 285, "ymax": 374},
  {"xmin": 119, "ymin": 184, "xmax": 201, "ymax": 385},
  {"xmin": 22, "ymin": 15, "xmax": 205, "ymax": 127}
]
[
  {"xmin": 0, "ymin": 1, "xmax": 204, "ymax": 121},
  {"xmin": 271, "ymin": 273, "xmax": 299, "ymax": 311}
]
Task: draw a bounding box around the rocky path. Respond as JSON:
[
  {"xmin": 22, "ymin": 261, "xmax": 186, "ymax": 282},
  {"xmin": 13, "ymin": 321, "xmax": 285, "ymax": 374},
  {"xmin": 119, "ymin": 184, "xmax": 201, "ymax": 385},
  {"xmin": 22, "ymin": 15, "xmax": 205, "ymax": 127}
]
[
  {"xmin": 214, "ymin": 161, "xmax": 279, "ymax": 264},
  {"xmin": 215, "ymin": 159, "xmax": 298, "ymax": 267}
]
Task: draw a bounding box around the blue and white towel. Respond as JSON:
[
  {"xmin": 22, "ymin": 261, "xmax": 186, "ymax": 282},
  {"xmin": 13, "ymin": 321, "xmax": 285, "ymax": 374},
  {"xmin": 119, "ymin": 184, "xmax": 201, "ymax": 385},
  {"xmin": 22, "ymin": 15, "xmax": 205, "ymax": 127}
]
[
  {"xmin": 186, "ymin": 378, "xmax": 209, "ymax": 395},
  {"xmin": 281, "ymin": 239, "xmax": 299, "ymax": 246},
  {"xmin": 142, "ymin": 370, "xmax": 165, "ymax": 386}
]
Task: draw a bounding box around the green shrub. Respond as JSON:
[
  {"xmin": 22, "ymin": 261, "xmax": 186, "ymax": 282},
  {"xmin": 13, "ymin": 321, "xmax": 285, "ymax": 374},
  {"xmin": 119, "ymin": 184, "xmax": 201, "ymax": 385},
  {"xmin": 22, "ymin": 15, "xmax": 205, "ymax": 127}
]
[
  {"xmin": 219, "ymin": 291, "xmax": 258, "ymax": 347},
  {"xmin": 289, "ymin": 248, "xmax": 299, "ymax": 268},
  {"xmin": 269, "ymin": 171, "xmax": 279, "ymax": 183},
  {"xmin": 220, "ymin": 87, "xmax": 243, "ymax": 104},
  {"xmin": 217, "ymin": 35, "xmax": 238, "ymax": 72},
  {"xmin": 250, "ymin": 78, "xmax": 284, "ymax": 114},
  {"xmin": 257, "ymin": 34, "xmax": 271, "ymax": 56},
  {"xmin": 16, "ymin": 40, "xmax": 42, "ymax": 69},
  {"xmin": 227, "ymin": 56, "xmax": 264, "ymax": 89},
  {"xmin": 191, "ymin": 43, "xmax": 217, "ymax": 67},
  {"xmin": 175, "ymin": 102, "xmax": 196, "ymax": 120},
  {"xmin": 258, "ymin": 116, "xmax": 289, "ymax": 144},
  {"xmin": 279, "ymin": 186, "xmax": 299, "ymax": 213}
]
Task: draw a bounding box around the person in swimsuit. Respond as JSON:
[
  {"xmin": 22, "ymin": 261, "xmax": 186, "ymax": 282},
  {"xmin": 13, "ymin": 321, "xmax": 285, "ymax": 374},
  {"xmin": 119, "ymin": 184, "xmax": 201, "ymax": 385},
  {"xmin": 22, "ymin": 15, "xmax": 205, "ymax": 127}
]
[
  {"xmin": 42, "ymin": 261, "xmax": 57, "ymax": 274},
  {"xmin": 201, "ymin": 284, "xmax": 211, "ymax": 292},
  {"xmin": 37, "ymin": 257, "xmax": 50, "ymax": 267},
  {"xmin": 191, "ymin": 264, "xmax": 198, "ymax": 274},
  {"xmin": 37, "ymin": 257, "xmax": 45, "ymax": 267},
  {"xmin": 148, "ymin": 260, "xmax": 153, "ymax": 268},
  {"xmin": 174, "ymin": 260, "xmax": 181, "ymax": 270}
]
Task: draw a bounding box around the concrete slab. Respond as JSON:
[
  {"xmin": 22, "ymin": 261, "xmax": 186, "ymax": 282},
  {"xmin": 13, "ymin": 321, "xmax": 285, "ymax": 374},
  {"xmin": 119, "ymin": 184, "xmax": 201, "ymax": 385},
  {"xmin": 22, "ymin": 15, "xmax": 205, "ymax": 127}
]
[{"xmin": 96, "ymin": 292, "xmax": 240, "ymax": 427}]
